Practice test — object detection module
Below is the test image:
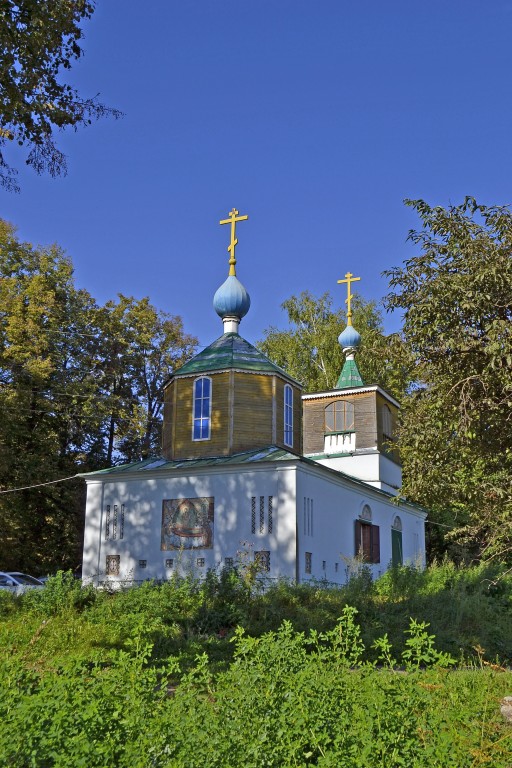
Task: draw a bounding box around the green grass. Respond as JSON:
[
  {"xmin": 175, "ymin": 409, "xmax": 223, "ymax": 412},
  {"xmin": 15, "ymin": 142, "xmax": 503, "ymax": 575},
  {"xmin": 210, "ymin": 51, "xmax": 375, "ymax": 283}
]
[
  {"xmin": 1, "ymin": 561, "xmax": 511, "ymax": 670},
  {"xmin": 0, "ymin": 584, "xmax": 511, "ymax": 767}
]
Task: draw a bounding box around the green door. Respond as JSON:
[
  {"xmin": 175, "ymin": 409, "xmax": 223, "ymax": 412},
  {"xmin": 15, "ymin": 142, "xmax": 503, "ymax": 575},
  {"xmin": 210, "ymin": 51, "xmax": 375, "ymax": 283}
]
[{"xmin": 391, "ymin": 528, "xmax": 403, "ymax": 567}]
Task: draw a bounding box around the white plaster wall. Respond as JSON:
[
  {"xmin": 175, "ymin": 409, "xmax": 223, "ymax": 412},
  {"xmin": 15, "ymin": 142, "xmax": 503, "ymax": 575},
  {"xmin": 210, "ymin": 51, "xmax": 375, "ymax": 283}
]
[
  {"xmin": 82, "ymin": 480, "xmax": 104, "ymax": 579},
  {"xmin": 82, "ymin": 465, "xmax": 298, "ymax": 585},
  {"xmin": 312, "ymin": 452, "xmax": 402, "ymax": 495},
  {"xmin": 82, "ymin": 460, "xmax": 425, "ymax": 588},
  {"xmin": 295, "ymin": 463, "xmax": 425, "ymax": 585}
]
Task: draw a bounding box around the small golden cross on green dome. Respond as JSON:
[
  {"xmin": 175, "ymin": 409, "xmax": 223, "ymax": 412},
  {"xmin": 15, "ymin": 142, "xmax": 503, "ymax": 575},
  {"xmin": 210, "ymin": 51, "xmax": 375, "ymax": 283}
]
[
  {"xmin": 337, "ymin": 271, "xmax": 361, "ymax": 326},
  {"xmin": 219, "ymin": 207, "xmax": 249, "ymax": 276}
]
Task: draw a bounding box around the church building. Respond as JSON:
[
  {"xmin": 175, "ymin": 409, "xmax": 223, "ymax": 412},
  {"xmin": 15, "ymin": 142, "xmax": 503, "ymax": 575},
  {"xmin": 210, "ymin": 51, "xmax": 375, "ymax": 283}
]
[{"xmin": 81, "ymin": 209, "xmax": 426, "ymax": 585}]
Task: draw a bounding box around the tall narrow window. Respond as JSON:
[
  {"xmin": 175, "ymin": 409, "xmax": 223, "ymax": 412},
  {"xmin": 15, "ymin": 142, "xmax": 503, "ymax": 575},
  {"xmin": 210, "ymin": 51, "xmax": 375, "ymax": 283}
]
[
  {"xmin": 325, "ymin": 401, "xmax": 354, "ymax": 433},
  {"xmin": 251, "ymin": 496, "xmax": 256, "ymax": 534},
  {"xmin": 105, "ymin": 505, "xmax": 111, "ymax": 540},
  {"xmin": 391, "ymin": 515, "xmax": 403, "ymax": 567},
  {"xmin": 381, "ymin": 404, "xmax": 393, "ymax": 442},
  {"xmin": 193, "ymin": 376, "xmax": 211, "ymax": 440},
  {"xmin": 284, "ymin": 385, "xmax": 293, "ymax": 446}
]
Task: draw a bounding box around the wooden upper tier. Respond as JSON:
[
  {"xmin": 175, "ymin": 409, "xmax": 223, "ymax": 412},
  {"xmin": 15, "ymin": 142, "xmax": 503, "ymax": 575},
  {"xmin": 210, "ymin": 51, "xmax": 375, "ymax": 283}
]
[{"xmin": 162, "ymin": 333, "xmax": 302, "ymax": 460}]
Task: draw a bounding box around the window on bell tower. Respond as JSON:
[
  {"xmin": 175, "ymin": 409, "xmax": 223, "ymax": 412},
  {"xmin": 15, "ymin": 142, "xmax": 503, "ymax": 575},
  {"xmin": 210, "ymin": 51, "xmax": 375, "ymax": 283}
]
[
  {"xmin": 381, "ymin": 404, "xmax": 393, "ymax": 442},
  {"xmin": 325, "ymin": 401, "xmax": 354, "ymax": 433},
  {"xmin": 193, "ymin": 376, "xmax": 211, "ymax": 440},
  {"xmin": 284, "ymin": 385, "xmax": 293, "ymax": 446}
]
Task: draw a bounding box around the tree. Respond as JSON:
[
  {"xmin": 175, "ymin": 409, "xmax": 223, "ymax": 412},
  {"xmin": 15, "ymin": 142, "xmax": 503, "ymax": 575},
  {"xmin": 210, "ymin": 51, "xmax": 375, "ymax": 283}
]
[
  {"xmin": 0, "ymin": 1, "xmax": 121, "ymax": 191},
  {"xmin": 385, "ymin": 198, "xmax": 512, "ymax": 564},
  {"xmin": 0, "ymin": 219, "xmax": 104, "ymax": 570},
  {"xmin": 97, "ymin": 295, "xmax": 197, "ymax": 464},
  {"xmin": 258, "ymin": 290, "xmax": 411, "ymax": 399},
  {"xmin": 0, "ymin": 219, "xmax": 197, "ymax": 571}
]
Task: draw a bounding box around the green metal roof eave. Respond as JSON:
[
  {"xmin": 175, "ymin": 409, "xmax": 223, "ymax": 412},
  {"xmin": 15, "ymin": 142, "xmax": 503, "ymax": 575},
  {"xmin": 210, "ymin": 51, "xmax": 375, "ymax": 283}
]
[{"xmin": 77, "ymin": 445, "xmax": 303, "ymax": 478}]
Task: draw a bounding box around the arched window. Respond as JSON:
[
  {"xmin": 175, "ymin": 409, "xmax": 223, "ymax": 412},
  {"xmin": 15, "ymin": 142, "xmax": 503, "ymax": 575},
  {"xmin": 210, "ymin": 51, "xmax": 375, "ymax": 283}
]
[
  {"xmin": 284, "ymin": 385, "xmax": 293, "ymax": 446},
  {"xmin": 391, "ymin": 515, "xmax": 403, "ymax": 566},
  {"xmin": 193, "ymin": 376, "xmax": 211, "ymax": 440},
  {"xmin": 325, "ymin": 401, "xmax": 354, "ymax": 433},
  {"xmin": 381, "ymin": 404, "xmax": 393, "ymax": 441}
]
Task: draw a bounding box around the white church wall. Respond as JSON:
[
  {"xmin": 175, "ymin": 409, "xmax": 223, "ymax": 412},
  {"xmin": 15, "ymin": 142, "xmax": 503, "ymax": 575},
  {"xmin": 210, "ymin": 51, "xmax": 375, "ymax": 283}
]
[
  {"xmin": 312, "ymin": 452, "xmax": 402, "ymax": 496},
  {"xmin": 82, "ymin": 464, "xmax": 298, "ymax": 586},
  {"xmin": 82, "ymin": 460, "xmax": 425, "ymax": 588},
  {"xmin": 82, "ymin": 480, "xmax": 105, "ymax": 580},
  {"xmin": 294, "ymin": 463, "xmax": 426, "ymax": 585}
]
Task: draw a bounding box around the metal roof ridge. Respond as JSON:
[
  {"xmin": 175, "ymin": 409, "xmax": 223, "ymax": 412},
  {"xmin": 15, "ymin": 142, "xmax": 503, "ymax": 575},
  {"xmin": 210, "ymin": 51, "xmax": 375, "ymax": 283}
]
[{"xmin": 302, "ymin": 385, "xmax": 400, "ymax": 407}]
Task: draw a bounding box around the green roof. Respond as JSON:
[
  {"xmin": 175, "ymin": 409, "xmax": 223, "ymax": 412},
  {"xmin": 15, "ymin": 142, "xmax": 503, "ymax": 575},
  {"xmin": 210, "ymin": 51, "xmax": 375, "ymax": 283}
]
[
  {"xmin": 336, "ymin": 358, "xmax": 364, "ymax": 389},
  {"xmin": 79, "ymin": 445, "xmax": 301, "ymax": 477},
  {"xmin": 174, "ymin": 332, "xmax": 299, "ymax": 382}
]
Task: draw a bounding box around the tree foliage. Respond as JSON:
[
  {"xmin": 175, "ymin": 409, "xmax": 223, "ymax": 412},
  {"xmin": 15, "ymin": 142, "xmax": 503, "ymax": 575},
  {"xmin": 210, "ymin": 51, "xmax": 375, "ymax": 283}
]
[
  {"xmin": 0, "ymin": 219, "xmax": 196, "ymax": 571},
  {"xmin": 97, "ymin": 295, "xmax": 197, "ymax": 464},
  {"xmin": 258, "ymin": 290, "xmax": 411, "ymax": 399},
  {"xmin": 0, "ymin": 0, "xmax": 121, "ymax": 191},
  {"xmin": 385, "ymin": 198, "xmax": 512, "ymax": 563}
]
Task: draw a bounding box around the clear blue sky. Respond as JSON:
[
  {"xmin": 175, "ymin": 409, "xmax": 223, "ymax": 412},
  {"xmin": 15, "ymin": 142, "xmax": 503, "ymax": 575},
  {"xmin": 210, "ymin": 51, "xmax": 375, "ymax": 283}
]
[{"xmin": 2, "ymin": 0, "xmax": 512, "ymax": 349}]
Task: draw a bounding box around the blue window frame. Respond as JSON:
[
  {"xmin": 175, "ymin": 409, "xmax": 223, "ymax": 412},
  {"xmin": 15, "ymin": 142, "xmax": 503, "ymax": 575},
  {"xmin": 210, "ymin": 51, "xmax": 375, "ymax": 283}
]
[
  {"xmin": 193, "ymin": 376, "xmax": 211, "ymax": 440},
  {"xmin": 284, "ymin": 385, "xmax": 293, "ymax": 446}
]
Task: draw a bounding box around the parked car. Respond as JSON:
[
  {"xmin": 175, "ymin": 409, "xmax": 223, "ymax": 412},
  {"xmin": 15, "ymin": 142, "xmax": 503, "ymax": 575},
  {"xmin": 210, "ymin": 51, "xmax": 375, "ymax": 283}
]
[{"xmin": 0, "ymin": 571, "xmax": 44, "ymax": 594}]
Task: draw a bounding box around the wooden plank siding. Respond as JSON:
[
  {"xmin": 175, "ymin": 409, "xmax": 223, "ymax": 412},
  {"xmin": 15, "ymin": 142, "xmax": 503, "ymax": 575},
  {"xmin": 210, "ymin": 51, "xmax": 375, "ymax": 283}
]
[
  {"xmin": 274, "ymin": 378, "xmax": 302, "ymax": 455},
  {"xmin": 375, "ymin": 392, "xmax": 400, "ymax": 464},
  {"xmin": 302, "ymin": 391, "xmax": 379, "ymax": 455},
  {"xmin": 161, "ymin": 379, "xmax": 175, "ymax": 458},
  {"xmin": 232, "ymin": 373, "xmax": 274, "ymax": 453},
  {"xmin": 162, "ymin": 371, "xmax": 303, "ymax": 460},
  {"xmin": 163, "ymin": 372, "xmax": 231, "ymax": 459}
]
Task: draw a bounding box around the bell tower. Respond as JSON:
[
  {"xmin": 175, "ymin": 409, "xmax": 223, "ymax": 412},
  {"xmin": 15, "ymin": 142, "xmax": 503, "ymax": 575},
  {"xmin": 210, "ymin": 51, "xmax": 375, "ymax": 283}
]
[{"xmin": 302, "ymin": 271, "xmax": 402, "ymax": 495}]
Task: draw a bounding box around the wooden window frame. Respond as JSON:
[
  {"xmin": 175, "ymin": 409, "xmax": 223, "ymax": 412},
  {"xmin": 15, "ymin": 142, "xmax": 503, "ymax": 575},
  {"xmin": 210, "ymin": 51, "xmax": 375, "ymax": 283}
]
[
  {"xmin": 324, "ymin": 401, "xmax": 355, "ymax": 434},
  {"xmin": 354, "ymin": 519, "xmax": 380, "ymax": 563}
]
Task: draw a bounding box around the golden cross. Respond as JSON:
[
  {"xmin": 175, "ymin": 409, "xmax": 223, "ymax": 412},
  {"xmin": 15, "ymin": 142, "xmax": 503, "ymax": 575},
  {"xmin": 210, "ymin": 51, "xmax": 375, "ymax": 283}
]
[
  {"xmin": 337, "ymin": 271, "xmax": 361, "ymax": 326},
  {"xmin": 219, "ymin": 207, "xmax": 249, "ymax": 276}
]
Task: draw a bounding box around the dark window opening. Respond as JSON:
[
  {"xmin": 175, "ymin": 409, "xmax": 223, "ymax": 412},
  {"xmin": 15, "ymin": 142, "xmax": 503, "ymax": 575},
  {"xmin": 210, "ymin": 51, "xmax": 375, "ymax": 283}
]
[
  {"xmin": 255, "ymin": 550, "xmax": 270, "ymax": 572},
  {"xmin": 355, "ymin": 519, "xmax": 380, "ymax": 563}
]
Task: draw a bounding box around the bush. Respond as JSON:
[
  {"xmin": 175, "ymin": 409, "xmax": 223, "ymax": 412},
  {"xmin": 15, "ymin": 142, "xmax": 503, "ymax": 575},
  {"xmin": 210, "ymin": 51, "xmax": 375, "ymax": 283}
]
[{"xmin": 22, "ymin": 570, "xmax": 97, "ymax": 617}]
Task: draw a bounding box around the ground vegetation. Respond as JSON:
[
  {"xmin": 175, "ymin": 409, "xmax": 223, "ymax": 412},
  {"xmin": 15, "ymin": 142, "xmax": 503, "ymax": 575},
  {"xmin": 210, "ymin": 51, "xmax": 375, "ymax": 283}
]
[{"xmin": 0, "ymin": 564, "xmax": 510, "ymax": 766}]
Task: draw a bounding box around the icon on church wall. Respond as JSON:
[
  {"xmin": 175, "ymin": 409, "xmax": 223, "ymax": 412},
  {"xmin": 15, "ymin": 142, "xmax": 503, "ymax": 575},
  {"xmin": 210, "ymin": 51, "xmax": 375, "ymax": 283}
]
[{"xmin": 161, "ymin": 497, "xmax": 214, "ymax": 550}]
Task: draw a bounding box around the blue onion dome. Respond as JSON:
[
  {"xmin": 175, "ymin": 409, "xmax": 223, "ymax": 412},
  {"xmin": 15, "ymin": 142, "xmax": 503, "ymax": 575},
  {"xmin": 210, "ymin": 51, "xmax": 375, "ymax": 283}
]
[
  {"xmin": 213, "ymin": 275, "xmax": 251, "ymax": 320},
  {"xmin": 338, "ymin": 324, "xmax": 361, "ymax": 350}
]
